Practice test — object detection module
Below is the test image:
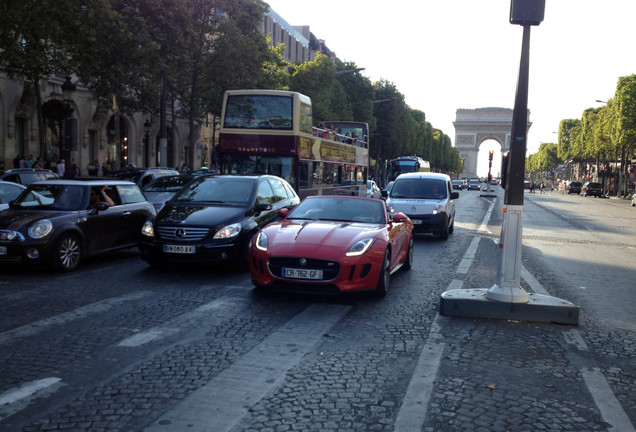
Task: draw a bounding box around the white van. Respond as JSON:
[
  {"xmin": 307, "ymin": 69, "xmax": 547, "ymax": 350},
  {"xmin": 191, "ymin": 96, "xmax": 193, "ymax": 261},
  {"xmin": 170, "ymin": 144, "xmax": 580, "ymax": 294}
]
[{"xmin": 385, "ymin": 172, "xmax": 459, "ymax": 239}]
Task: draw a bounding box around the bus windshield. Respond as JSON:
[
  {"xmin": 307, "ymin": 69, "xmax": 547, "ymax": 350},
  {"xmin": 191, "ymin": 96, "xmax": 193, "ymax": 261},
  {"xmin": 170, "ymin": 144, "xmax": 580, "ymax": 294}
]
[{"xmin": 223, "ymin": 94, "xmax": 293, "ymax": 130}]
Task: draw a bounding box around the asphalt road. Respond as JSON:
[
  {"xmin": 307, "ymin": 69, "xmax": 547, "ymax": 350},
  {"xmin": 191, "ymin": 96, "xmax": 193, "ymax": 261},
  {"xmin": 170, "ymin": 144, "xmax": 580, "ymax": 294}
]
[{"xmin": 0, "ymin": 186, "xmax": 634, "ymax": 432}]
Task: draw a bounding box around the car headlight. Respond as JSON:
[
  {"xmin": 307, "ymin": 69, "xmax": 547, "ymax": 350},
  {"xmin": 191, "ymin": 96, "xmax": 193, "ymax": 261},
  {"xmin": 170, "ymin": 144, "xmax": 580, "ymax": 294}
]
[
  {"xmin": 432, "ymin": 203, "xmax": 444, "ymax": 215},
  {"xmin": 385, "ymin": 201, "xmax": 395, "ymax": 213},
  {"xmin": 346, "ymin": 238, "xmax": 375, "ymax": 256},
  {"xmin": 255, "ymin": 231, "xmax": 268, "ymax": 251},
  {"xmin": 141, "ymin": 220, "xmax": 154, "ymax": 237},
  {"xmin": 28, "ymin": 220, "xmax": 53, "ymax": 239},
  {"xmin": 214, "ymin": 223, "xmax": 242, "ymax": 239}
]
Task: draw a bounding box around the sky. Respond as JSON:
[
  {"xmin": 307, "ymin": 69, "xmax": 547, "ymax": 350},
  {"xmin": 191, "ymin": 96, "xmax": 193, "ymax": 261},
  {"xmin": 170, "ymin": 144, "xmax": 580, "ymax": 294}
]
[{"xmin": 264, "ymin": 0, "xmax": 636, "ymax": 176}]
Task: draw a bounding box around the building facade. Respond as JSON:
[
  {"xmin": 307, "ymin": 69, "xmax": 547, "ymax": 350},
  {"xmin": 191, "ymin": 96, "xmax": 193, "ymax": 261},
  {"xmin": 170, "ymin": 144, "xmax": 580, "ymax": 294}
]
[{"xmin": 0, "ymin": 8, "xmax": 331, "ymax": 175}]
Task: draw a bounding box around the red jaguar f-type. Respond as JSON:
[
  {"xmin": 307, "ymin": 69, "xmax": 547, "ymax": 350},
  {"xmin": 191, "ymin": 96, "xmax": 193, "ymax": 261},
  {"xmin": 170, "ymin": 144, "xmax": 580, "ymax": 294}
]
[{"xmin": 248, "ymin": 195, "xmax": 414, "ymax": 297}]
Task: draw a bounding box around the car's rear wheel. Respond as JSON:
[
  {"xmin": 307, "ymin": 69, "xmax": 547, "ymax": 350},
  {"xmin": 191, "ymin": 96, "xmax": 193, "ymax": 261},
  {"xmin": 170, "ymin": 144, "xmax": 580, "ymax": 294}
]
[
  {"xmin": 403, "ymin": 237, "xmax": 414, "ymax": 271},
  {"xmin": 375, "ymin": 248, "xmax": 391, "ymax": 297},
  {"xmin": 51, "ymin": 233, "xmax": 81, "ymax": 272}
]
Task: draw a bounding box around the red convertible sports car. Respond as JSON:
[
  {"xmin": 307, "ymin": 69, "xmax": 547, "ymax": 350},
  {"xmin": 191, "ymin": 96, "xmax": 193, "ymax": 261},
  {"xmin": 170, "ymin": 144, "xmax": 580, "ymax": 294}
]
[{"xmin": 248, "ymin": 195, "xmax": 414, "ymax": 297}]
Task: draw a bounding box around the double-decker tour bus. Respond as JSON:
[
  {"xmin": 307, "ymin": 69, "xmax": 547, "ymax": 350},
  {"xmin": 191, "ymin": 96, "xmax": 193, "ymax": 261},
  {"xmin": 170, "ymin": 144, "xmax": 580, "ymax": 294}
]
[
  {"xmin": 386, "ymin": 156, "xmax": 430, "ymax": 183},
  {"xmin": 217, "ymin": 89, "xmax": 369, "ymax": 198}
]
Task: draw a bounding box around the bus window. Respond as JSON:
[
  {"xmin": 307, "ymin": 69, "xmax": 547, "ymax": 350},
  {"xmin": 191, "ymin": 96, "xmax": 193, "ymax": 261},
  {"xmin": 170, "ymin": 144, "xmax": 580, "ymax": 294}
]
[
  {"xmin": 300, "ymin": 102, "xmax": 312, "ymax": 134},
  {"xmin": 223, "ymin": 95, "xmax": 293, "ymax": 130}
]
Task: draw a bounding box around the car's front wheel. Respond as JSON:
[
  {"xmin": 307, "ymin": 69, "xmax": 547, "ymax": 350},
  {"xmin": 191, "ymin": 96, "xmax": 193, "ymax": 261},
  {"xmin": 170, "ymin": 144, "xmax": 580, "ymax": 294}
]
[
  {"xmin": 439, "ymin": 220, "xmax": 450, "ymax": 240},
  {"xmin": 375, "ymin": 248, "xmax": 391, "ymax": 297},
  {"xmin": 51, "ymin": 233, "xmax": 81, "ymax": 272}
]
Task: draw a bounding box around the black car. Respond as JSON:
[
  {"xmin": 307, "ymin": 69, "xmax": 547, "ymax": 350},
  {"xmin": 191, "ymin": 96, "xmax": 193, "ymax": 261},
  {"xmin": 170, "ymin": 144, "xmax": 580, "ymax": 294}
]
[
  {"xmin": 566, "ymin": 181, "xmax": 583, "ymax": 194},
  {"xmin": 451, "ymin": 180, "xmax": 464, "ymax": 190},
  {"xmin": 139, "ymin": 174, "xmax": 300, "ymax": 268},
  {"xmin": 141, "ymin": 174, "xmax": 195, "ymax": 212},
  {"xmin": 581, "ymin": 182, "xmax": 603, "ymax": 197},
  {"xmin": 0, "ymin": 168, "xmax": 59, "ymax": 185},
  {"xmin": 0, "ymin": 180, "xmax": 156, "ymax": 271}
]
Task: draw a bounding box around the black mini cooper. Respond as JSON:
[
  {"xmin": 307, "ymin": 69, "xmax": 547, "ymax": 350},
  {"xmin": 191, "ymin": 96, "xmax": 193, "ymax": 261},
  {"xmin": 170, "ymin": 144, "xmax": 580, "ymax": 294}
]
[{"xmin": 0, "ymin": 180, "xmax": 155, "ymax": 271}]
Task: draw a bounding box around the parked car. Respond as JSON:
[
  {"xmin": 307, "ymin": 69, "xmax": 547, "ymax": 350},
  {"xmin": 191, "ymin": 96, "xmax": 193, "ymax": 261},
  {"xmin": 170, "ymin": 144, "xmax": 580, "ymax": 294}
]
[
  {"xmin": 566, "ymin": 181, "xmax": 583, "ymax": 195},
  {"xmin": 141, "ymin": 174, "xmax": 195, "ymax": 212},
  {"xmin": 451, "ymin": 180, "xmax": 464, "ymax": 190},
  {"xmin": 111, "ymin": 167, "xmax": 179, "ymax": 188},
  {"xmin": 0, "ymin": 168, "xmax": 59, "ymax": 185},
  {"xmin": 366, "ymin": 179, "xmax": 381, "ymax": 199},
  {"xmin": 581, "ymin": 182, "xmax": 603, "ymax": 197},
  {"xmin": 0, "ymin": 181, "xmax": 26, "ymax": 211},
  {"xmin": 139, "ymin": 174, "xmax": 300, "ymax": 268},
  {"xmin": 0, "ymin": 180, "xmax": 156, "ymax": 271},
  {"xmin": 467, "ymin": 179, "xmax": 481, "ymax": 191},
  {"xmin": 248, "ymin": 195, "xmax": 413, "ymax": 297},
  {"xmin": 380, "ymin": 181, "xmax": 394, "ymax": 199},
  {"xmin": 385, "ymin": 172, "xmax": 458, "ymax": 240}
]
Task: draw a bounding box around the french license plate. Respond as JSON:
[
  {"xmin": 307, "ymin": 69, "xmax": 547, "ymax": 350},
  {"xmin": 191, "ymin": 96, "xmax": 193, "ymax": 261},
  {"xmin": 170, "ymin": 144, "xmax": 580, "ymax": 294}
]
[
  {"xmin": 411, "ymin": 219, "xmax": 423, "ymax": 224},
  {"xmin": 163, "ymin": 244, "xmax": 196, "ymax": 254},
  {"xmin": 0, "ymin": 246, "xmax": 6, "ymax": 255},
  {"xmin": 282, "ymin": 268, "xmax": 323, "ymax": 280}
]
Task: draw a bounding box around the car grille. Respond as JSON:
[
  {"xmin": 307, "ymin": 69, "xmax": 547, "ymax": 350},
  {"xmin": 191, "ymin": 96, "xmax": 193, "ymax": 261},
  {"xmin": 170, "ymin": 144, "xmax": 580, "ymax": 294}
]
[
  {"xmin": 157, "ymin": 226, "xmax": 209, "ymax": 241},
  {"xmin": 268, "ymin": 257, "xmax": 340, "ymax": 280}
]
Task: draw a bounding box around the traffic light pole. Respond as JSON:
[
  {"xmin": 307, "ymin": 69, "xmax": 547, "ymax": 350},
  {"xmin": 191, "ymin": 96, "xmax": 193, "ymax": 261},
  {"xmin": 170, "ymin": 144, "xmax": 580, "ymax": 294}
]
[
  {"xmin": 439, "ymin": 0, "xmax": 579, "ymax": 324},
  {"xmin": 486, "ymin": 24, "xmax": 531, "ymax": 303}
]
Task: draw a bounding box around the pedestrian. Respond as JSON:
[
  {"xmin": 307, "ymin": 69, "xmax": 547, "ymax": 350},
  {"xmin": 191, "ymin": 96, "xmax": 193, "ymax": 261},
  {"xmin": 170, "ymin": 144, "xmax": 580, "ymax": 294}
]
[
  {"xmin": 540, "ymin": 182, "xmax": 545, "ymax": 194},
  {"xmin": 529, "ymin": 182, "xmax": 535, "ymax": 193},
  {"xmin": 34, "ymin": 157, "xmax": 45, "ymax": 169},
  {"xmin": 57, "ymin": 159, "xmax": 66, "ymax": 176},
  {"xmin": 93, "ymin": 159, "xmax": 100, "ymax": 176},
  {"xmin": 68, "ymin": 159, "xmax": 79, "ymax": 178},
  {"xmin": 13, "ymin": 154, "xmax": 20, "ymax": 168},
  {"xmin": 19, "ymin": 155, "xmax": 26, "ymax": 168}
]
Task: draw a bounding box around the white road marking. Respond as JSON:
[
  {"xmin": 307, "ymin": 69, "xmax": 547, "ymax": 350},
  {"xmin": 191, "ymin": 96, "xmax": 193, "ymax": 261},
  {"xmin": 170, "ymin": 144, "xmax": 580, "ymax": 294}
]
[
  {"xmin": 582, "ymin": 368, "xmax": 635, "ymax": 432},
  {"xmin": 457, "ymin": 237, "xmax": 480, "ymax": 274},
  {"xmin": 117, "ymin": 297, "xmax": 243, "ymax": 347},
  {"xmin": 0, "ymin": 377, "xmax": 63, "ymax": 421},
  {"xmin": 395, "ymin": 280, "xmax": 461, "ymax": 431},
  {"xmin": 0, "ymin": 291, "xmax": 153, "ymax": 346},
  {"xmin": 145, "ymin": 303, "xmax": 351, "ymax": 432},
  {"xmin": 562, "ymin": 328, "xmax": 589, "ymax": 351}
]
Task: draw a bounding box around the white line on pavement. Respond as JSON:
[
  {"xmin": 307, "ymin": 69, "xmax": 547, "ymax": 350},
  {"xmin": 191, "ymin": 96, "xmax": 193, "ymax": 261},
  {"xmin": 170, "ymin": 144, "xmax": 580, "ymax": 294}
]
[
  {"xmin": 0, "ymin": 377, "xmax": 63, "ymax": 421},
  {"xmin": 394, "ymin": 280, "xmax": 462, "ymax": 431},
  {"xmin": 457, "ymin": 237, "xmax": 480, "ymax": 274},
  {"xmin": 144, "ymin": 303, "xmax": 351, "ymax": 432},
  {"xmin": 582, "ymin": 368, "xmax": 636, "ymax": 432},
  {"xmin": 116, "ymin": 296, "xmax": 245, "ymax": 347},
  {"xmin": 0, "ymin": 291, "xmax": 153, "ymax": 346}
]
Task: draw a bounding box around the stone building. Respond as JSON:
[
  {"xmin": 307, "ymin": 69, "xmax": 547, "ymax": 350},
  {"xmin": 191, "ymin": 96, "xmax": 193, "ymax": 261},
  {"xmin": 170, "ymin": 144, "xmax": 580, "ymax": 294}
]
[{"xmin": 0, "ymin": 7, "xmax": 332, "ymax": 175}]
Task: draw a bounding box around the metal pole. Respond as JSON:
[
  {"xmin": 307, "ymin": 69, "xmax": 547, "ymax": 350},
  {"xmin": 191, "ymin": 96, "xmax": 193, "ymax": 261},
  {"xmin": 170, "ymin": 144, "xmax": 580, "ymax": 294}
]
[
  {"xmin": 487, "ymin": 24, "xmax": 532, "ymax": 303},
  {"xmin": 159, "ymin": 69, "xmax": 168, "ymax": 167}
]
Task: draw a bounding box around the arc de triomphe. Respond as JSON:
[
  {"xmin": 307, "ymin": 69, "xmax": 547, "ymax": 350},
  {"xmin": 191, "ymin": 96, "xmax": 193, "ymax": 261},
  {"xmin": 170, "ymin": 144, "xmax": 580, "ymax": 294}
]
[{"xmin": 453, "ymin": 107, "xmax": 531, "ymax": 179}]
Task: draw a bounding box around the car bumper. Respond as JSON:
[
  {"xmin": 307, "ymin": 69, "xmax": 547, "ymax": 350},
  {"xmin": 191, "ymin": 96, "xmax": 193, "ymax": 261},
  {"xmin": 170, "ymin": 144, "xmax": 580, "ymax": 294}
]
[
  {"xmin": 249, "ymin": 247, "xmax": 385, "ymax": 294},
  {"xmin": 404, "ymin": 212, "xmax": 449, "ymax": 234},
  {"xmin": 0, "ymin": 240, "xmax": 54, "ymax": 267},
  {"xmin": 139, "ymin": 239, "xmax": 243, "ymax": 265}
]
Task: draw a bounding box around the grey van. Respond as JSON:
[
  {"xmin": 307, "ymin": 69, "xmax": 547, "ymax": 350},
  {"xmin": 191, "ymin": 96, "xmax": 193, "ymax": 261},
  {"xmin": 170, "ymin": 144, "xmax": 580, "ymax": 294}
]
[{"xmin": 385, "ymin": 172, "xmax": 459, "ymax": 239}]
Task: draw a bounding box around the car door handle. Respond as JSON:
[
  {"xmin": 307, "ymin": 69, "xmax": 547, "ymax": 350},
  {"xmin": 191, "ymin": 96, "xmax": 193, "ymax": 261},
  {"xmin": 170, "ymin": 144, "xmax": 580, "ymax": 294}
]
[{"xmin": 123, "ymin": 211, "xmax": 132, "ymax": 216}]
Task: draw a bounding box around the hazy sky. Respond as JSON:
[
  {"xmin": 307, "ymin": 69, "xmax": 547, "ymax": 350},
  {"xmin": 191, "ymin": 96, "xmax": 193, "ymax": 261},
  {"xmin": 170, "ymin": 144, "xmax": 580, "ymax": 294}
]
[{"xmin": 265, "ymin": 0, "xmax": 636, "ymax": 176}]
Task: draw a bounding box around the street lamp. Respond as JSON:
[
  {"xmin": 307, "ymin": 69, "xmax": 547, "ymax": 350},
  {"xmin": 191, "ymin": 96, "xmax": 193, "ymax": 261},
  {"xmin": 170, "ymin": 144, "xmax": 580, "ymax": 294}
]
[
  {"xmin": 60, "ymin": 76, "xmax": 76, "ymax": 166},
  {"xmin": 335, "ymin": 68, "xmax": 365, "ymax": 76},
  {"xmin": 144, "ymin": 118, "xmax": 151, "ymax": 167}
]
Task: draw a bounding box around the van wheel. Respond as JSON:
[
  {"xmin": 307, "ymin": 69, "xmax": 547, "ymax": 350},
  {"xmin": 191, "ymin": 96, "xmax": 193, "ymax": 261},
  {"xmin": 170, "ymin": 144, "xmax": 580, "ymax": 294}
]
[
  {"xmin": 51, "ymin": 233, "xmax": 81, "ymax": 272},
  {"xmin": 439, "ymin": 222, "xmax": 449, "ymax": 240}
]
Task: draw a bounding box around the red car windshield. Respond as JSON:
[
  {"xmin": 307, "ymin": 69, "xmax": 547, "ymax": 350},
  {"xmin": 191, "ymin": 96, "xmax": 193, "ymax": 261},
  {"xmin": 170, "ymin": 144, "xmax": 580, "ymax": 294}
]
[{"xmin": 288, "ymin": 197, "xmax": 385, "ymax": 224}]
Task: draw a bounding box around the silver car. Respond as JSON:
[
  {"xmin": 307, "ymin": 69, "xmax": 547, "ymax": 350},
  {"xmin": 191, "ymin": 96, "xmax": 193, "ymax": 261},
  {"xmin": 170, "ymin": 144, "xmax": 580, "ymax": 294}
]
[{"xmin": 385, "ymin": 172, "xmax": 459, "ymax": 239}]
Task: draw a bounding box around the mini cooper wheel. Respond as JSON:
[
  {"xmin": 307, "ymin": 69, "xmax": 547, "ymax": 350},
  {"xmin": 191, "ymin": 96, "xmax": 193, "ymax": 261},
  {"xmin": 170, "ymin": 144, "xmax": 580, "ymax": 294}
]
[
  {"xmin": 403, "ymin": 236, "xmax": 414, "ymax": 271},
  {"xmin": 375, "ymin": 248, "xmax": 391, "ymax": 297},
  {"xmin": 52, "ymin": 233, "xmax": 81, "ymax": 272}
]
